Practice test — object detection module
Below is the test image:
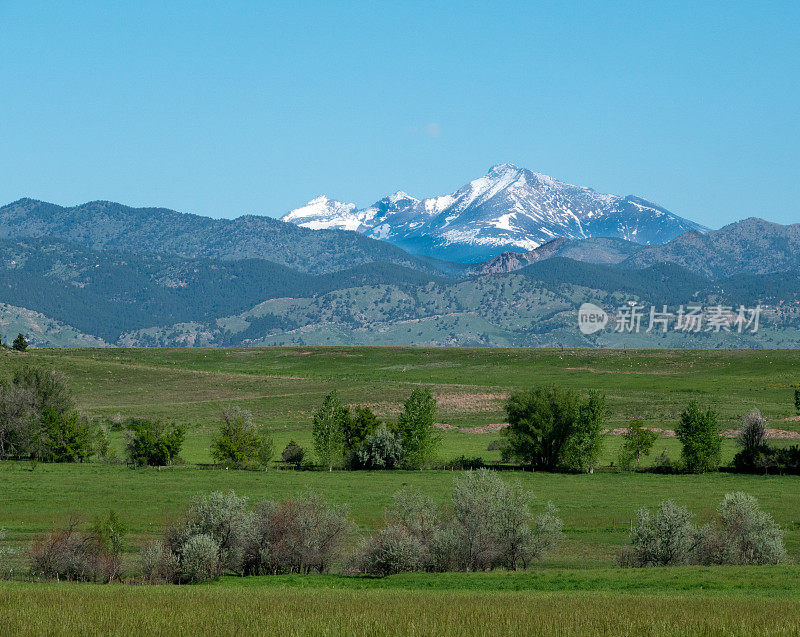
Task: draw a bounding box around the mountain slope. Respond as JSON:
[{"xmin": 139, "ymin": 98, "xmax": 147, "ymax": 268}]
[
  {"xmin": 0, "ymin": 238, "xmax": 451, "ymax": 340},
  {"xmin": 282, "ymin": 164, "xmax": 706, "ymax": 262},
  {"xmin": 474, "ymin": 237, "xmax": 644, "ymax": 274},
  {"xmin": 622, "ymin": 218, "xmax": 800, "ymax": 278},
  {"xmin": 0, "ymin": 198, "xmax": 446, "ymax": 275}
]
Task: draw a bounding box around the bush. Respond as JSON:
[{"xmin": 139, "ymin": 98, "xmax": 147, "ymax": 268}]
[
  {"xmin": 623, "ymin": 493, "xmax": 786, "ymax": 568},
  {"xmin": 29, "ymin": 516, "xmax": 126, "ymax": 582},
  {"xmin": 358, "ymin": 526, "xmax": 423, "ymax": 576},
  {"xmin": 124, "ymin": 419, "xmax": 185, "ymax": 466},
  {"xmin": 697, "ymin": 492, "xmax": 786, "ymax": 565},
  {"xmin": 180, "ymin": 534, "xmax": 222, "ymax": 583},
  {"xmin": 281, "ymin": 440, "xmax": 305, "ymax": 468},
  {"xmin": 394, "ymin": 387, "xmax": 440, "ymax": 469},
  {"xmin": 38, "ymin": 409, "xmax": 95, "ymax": 462},
  {"xmin": 252, "ymin": 492, "xmax": 352, "ymax": 574},
  {"xmin": 211, "ymin": 407, "xmax": 271, "ymax": 466},
  {"xmin": 676, "ymin": 401, "xmax": 721, "ymax": 473},
  {"xmin": 502, "ymin": 385, "xmax": 606, "ymax": 472},
  {"xmin": 0, "ymin": 367, "xmax": 85, "ymax": 461},
  {"xmin": 140, "ymin": 541, "xmax": 180, "ymax": 583},
  {"xmin": 356, "ymin": 424, "xmax": 405, "ymax": 469},
  {"xmin": 621, "ymin": 500, "xmax": 697, "ymax": 567},
  {"xmin": 450, "ymin": 470, "xmax": 562, "ymax": 571}
]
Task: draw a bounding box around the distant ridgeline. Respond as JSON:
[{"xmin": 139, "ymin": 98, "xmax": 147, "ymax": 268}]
[{"xmin": 0, "ymin": 193, "xmax": 799, "ymax": 348}]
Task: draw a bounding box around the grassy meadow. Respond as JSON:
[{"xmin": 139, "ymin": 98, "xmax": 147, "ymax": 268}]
[{"xmin": 1, "ymin": 346, "xmax": 800, "ymax": 633}]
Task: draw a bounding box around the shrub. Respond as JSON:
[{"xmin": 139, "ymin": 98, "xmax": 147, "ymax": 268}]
[
  {"xmin": 180, "ymin": 534, "xmax": 222, "ymax": 583},
  {"xmin": 502, "ymin": 385, "xmax": 606, "ymax": 472},
  {"xmin": 312, "ymin": 391, "xmax": 347, "ymax": 470},
  {"xmin": 395, "ymin": 387, "xmax": 440, "ymax": 469},
  {"xmin": 29, "ymin": 517, "xmax": 126, "ymax": 582},
  {"xmin": 178, "ymin": 491, "xmax": 252, "ymax": 573},
  {"xmin": 38, "ymin": 409, "xmax": 95, "ymax": 462},
  {"xmin": 697, "ymin": 492, "xmax": 786, "ymax": 565},
  {"xmin": 139, "ymin": 541, "xmax": 180, "ymax": 583},
  {"xmin": 358, "ymin": 526, "xmax": 423, "ymax": 575},
  {"xmin": 211, "ymin": 407, "xmax": 267, "ymax": 466},
  {"xmin": 450, "ymin": 470, "xmax": 562, "ymax": 571},
  {"xmin": 257, "ymin": 492, "xmax": 352, "ymax": 574},
  {"xmin": 356, "ymin": 424, "xmax": 405, "ymax": 469},
  {"xmin": 281, "ymin": 440, "xmax": 305, "ymax": 468},
  {"xmin": 124, "ymin": 419, "xmax": 185, "ymax": 466},
  {"xmin": 676, "ymin": 401, "xmax": 721, "ymax": 473},
  {"xmin": 622, "ymin": 500, "xmax": 697, "ymax": 567},
  {"xmin": 618, "ymin": 420, "xmax": 658, "ymax": 470},
  {"xmin": 29, "ymin": 523, "xmax": 96, "ymax": 581}
]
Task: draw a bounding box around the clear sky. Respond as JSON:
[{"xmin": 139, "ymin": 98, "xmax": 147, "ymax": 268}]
[{"xmin": 1, "ymin": 1, "xmax": 798, "ymax": 228}]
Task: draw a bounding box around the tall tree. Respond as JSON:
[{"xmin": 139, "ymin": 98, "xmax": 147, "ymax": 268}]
[
  {"xmin": 676, "ymin": 401, "xmax": 721, "ymax": 473},
  {"xmin": 395, "ymin": 387, "xmax": 440, "ymax": 469},
  {"xmin": 312, "ymin": 391, "xmax": 347, "ymax": 470}
]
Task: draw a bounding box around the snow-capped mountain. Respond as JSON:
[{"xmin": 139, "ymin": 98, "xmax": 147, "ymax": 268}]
[{"xmin": 281, "ymin": 164, "xmax": 707, "ymax": 262}]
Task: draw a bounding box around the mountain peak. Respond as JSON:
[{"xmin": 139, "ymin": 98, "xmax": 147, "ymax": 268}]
[{"xmin": 282, "ymin": 166, "xmax": 707, "ymax": 261}]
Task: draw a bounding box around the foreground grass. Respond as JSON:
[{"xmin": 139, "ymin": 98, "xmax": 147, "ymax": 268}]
[{"xmin": 3, "ymin": 569, "xmax": 800, "ymax": 636}]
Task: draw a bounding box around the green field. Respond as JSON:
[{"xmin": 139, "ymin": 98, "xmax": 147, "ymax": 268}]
[
  {"xmin": 1, "ymin": 346, "xmax": 800, "ymax": 634},
  {"xmin": 3, "ymin": 569, "xmax": 800, "ymax": 635}
]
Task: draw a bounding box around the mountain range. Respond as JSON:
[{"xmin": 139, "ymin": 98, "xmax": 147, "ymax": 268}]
[
  {"xmin": 0, "ymin": 166, "xmax": 798, "ymax": 348},
  {"xmin": 282, "ymin": 164, "xmax": 706, "ymax": 262}
]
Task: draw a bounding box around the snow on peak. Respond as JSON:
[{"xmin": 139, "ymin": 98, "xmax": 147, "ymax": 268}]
[{"xmin": 281, "ymin": 165, "xmax": 706, "ymax": 261}]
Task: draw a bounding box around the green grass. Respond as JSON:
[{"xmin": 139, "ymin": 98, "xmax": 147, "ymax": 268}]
[
  {"xmin": 2, "ymin": 346, "xmax": 800, "ymax": 633},
  {"xmin": 3, "ymin": 571, "xmax": 800, "ymax": 636},
  {"xmin": 3, "ymin": 346, "xmax": 800, "ymax": 464},
  {"xmin": 2, "ymin": 463, "xmax": 799, "ymax": 566}
]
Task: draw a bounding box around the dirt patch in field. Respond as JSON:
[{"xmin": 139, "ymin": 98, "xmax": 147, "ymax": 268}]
[
  {"xmin": 435, "ymin": 422, "xmax": 508, "ymax": 434},
  {"xmin": 782, "ymin": 415, "xmax": 800, "ymax": 422},
  {"xmin": 434, "ymin": 391, "xmax": 507, "ymax": 412},
  {"xmin": 564, "ymin": 366, "xmax": 678, "ymax": 375},
  {"xmin": 436, "ymin": 423, "xmax": 800, "ymax": 440}
]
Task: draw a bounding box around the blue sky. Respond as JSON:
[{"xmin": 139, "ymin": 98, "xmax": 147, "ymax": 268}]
[{"xmin": 1, "ymin": 1, "xmax": 798, "ymax": 228}]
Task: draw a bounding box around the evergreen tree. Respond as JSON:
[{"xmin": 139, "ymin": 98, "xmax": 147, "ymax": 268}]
[{"xmin": 12, "ymin": 333, "xmax": 28, "ymax": 352}]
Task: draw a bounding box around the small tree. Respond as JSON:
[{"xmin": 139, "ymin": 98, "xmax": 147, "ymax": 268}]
[
  {"xmin": 39, "ymin": 408, "xmax": 95, "ymax": 462},
  {"xmin": 737, "ymin": 409, "xmax": 767, "ymax": 451},
  {"xmin": 211, "ymin": 407, "xmax": 263, "ymax": 466},
  {"xmin": 124, "ymin": 419, "xmax": 185, "ymax": 467},
  {"xmin": 342, "ymin": 406, "xmax": 380, "ymax": 466},
  {"xmin": 619, "ymin": 420, "xmax": 658, "ymax": 470},
  {"xmin": 502, "ymin": 385, "xmax": 606, "ymax": 472},
  {"xmin": 795, "ymin": 388, "xmax": 800, "ymax": 415},
  {"xmin": 12, "ymin": 333, "xmax": 28, "ymax": 352},
  {"xmin": 281, "ymin": 440, "xmax": 305, "ymax": 469},
  {"xmin": 676, "ymin": 401, "xmax": 721, "ymax": 473},
  {"xmin": 312, "ymin": 391, "xmax": 347, "ymax": 470},
  {"xmin": 356, "ymin": 424, "xmax": 405, "ymax": 469},
  {"xmin": 395, "ymin": 387, "xmax": 440, "ymax": 469}
]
